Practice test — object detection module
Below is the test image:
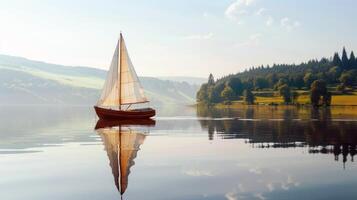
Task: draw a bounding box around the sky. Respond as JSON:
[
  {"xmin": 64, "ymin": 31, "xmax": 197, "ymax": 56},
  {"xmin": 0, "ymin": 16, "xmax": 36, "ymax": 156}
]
[{"xmin": 1, "ymin": 0, "xmax": 357, "ymax": 78}]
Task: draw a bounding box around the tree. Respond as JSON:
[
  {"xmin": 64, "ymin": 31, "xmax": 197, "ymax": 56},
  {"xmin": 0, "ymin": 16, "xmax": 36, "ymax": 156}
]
[
  {"xmin": 244, "ymin": 78, "xmax": 254, "ymax": 90},
  {"xmin": 221, "ymin": 85, "xmax": 235, "ymax": 103},
  {"xmin": 293, "ymin": 75, "xmax": 305, "ymax": 89},
  {"xmin": 227, "ymin": 77, "xmax": 244, "ymax": 96},
  {"xmin": 208, "ymin": 82, "xmax": 225, "ymax": 103},
  {"xmin": 304, "ymin": 72, "xmax": 316, "ymax": 88},
  {"xmin": 311, "ymin": 79, "xmax": 327, "ymax": 95},
  {"xmin": 208, "ymin": 86, "xmax": 220, "ymax": 103},
  {"xmin": 349, "ymin": 51, "xmax": 356, "ymax": 69},
  {"xmin": 267, "ymin": 73, "xmax": 278, "ymax": 88},
  {"xmin": 339, "ymin": 72, "xmax": 354, "ymax": 87},
  {"xmin": 243, "ymin": 89, "xmax": 255, "ymax": 105},
  {"xmin": 337, "ymin": 84, "xmax": 346, "ymax": 94},
  {"xmin": 274, "ymin": 78, "xmax": 288, "ymax": 90},
  {"xmin": 197, "ymin": 83, "xmax": 208, "ymax": 103},
  {"xmin": 254, "ymin": 77, "xmax": 269, "ymax": 90},
  {"xmin": 332, "ymin": 52, "xmax": 342, "ymax": 67},
  {"xmin": 310, "ymin": 80, "xmax": 327, "ymax": 107},
  {"xmin": 327, "ymin": 66, "xmax": 341, "ymax": 83},
  {"xmin": 341, "ymin": 47, "xmax": 349, "ymax": 70},
  {"xmin": 317, "ymin": 72, "xmax": 327, "ymax": 80},
  {"xmin": 208, "ymin": 73, "xmax": 215, "ymax": 85},
  {"xmin": 278, "ymin": 84, "xmax": 291, "ymax": 104},
  {"xmin": 310, "ymin": 90, "xmax": 321, "ymax": 107}
]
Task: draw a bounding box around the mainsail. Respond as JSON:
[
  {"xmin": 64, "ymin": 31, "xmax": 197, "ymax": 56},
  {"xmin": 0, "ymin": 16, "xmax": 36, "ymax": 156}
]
[{"xmin": 97, "ymin": 34, "xmax": 148, "ymax": 108}]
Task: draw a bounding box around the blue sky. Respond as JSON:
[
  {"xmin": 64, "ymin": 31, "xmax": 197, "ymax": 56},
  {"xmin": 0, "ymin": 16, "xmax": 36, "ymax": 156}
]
[{"xmin": 1, "ymin": 0, "xmax": 357, "ymax": 78}]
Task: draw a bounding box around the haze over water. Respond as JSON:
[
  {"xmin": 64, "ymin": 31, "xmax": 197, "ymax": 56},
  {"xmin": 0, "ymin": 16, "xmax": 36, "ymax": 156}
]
[{"xmin": 1, "ymin": 105, "xmax": 357, "ymax": 200}]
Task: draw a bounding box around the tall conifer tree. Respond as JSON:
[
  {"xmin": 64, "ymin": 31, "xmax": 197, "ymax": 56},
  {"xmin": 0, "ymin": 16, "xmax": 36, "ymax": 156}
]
[
  {"xmin": 207, "ymin": 73, "xmax": 215, "ymax": 85},
  {"xmin": 341, "ymin": 47, "xmax": 349, "ymax": 70},
  {"xmin": 349, "ymin": 51, "xmax": 356, "ymax": 69},
  {"xmin": 332, "ymin": 52, "xmax": 342, "ymax": 67}
]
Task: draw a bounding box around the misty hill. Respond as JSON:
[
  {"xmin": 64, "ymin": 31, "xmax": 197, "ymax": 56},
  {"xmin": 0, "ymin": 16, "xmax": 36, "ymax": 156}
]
[
  {"xmin": 0, "ymin": 54, "xmax": 199, "ymax": 106},
  {"xmin": 156, "ymin": 76, "xmax": 206, "ymax": 85}
]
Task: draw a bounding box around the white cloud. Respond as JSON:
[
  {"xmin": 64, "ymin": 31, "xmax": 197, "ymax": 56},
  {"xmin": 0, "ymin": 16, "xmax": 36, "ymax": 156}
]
[
  {"xmin": 266, "ymin": 16, "xmax": 274, "ymax": 26},
  {"xmin": 255, "ymin": 8, "xmax": 266, "ymax": 16},
  {"xmin": 280, "ymin": 17, "xmax": 301, "ymax": 31},
  {"xmin": 225, "ymin": 0, "xmax": 255, "ymax": 23},
  {"xmin": 245, "ymin": 0, "xmax": 255, "ymax": 6},
  {"xmin": 280, "ymin": 17, "xmax": 289, "ymax": 26},
  {"xmin": 183, "ymin": 33, "xmax": 214, "ymax": 40}
]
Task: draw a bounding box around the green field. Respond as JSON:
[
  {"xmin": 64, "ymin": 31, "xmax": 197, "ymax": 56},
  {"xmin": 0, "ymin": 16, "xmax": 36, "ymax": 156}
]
[
  {"xmin": 220, "ymin": 90, "xmax": 357, "ymax": 106},
  {"xmin": 254, "ymin": 95, "xmax": 357, "ymax": 105}
]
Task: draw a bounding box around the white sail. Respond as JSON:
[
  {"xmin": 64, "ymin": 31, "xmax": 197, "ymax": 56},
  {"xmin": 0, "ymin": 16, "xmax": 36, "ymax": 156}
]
[
  {"xmin": 119, "ymin": 36, "xmax": 148, "ymax": 105},
  {"xmin": 96, "ymin": 41, "xmax": 120, "ymax": 107},
  {"xmin": 96, "ymin": 34, "xmax": 148, "ymax": 108}
]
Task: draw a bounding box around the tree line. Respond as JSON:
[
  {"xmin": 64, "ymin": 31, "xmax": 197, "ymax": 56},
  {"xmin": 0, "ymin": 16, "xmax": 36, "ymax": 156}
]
[{"xmin": 197, "ymin": 47, "xmax": 357, "ymax": 106}]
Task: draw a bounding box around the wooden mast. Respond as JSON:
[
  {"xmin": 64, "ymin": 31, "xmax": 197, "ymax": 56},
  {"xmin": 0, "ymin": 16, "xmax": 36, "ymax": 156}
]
[{"xmin": 119, "ymin": 33, "xmax": 123, "ymax": 110}]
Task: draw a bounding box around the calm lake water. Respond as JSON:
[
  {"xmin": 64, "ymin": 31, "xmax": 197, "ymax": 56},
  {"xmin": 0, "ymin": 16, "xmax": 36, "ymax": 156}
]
[{"xmin": 1, "ymin": 105, "xmax": 357, "ymax": 200}]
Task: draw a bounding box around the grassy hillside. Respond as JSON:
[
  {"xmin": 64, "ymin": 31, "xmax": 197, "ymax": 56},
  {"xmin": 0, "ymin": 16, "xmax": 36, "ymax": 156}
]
[{"xmin": 0, "ymin": 54, "xmax": 199, "ymax": 106}]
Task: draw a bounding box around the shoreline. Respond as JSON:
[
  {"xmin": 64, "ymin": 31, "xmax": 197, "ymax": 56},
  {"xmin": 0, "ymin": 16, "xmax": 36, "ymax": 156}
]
[{"xmin": 195, "ymin": 102, "xmax": 357, "ymax": 108}]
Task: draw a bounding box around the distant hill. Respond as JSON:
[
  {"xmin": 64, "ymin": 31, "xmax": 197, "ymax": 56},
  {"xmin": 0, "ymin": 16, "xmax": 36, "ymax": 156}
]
[
  {"xmin": 156, "ymin": 76, "xmax": 206, "ymax": 85},
  {"xmin": 0, "ymin": 54, "xmax": 199, "ymax": 106}
]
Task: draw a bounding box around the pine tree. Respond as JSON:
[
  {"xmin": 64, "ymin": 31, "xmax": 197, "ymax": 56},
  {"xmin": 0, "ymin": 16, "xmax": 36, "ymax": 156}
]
[
  {"xmin": 332, "ymin": 52, "xmax": 342, "ymax": 67},
  {"xmin": 228, "ymin": 77, "xmax": 244, "ymax": 96},
  {"xmin": 196, "ymin": 83, "xmax": 209, "ymax": 103},
  {"xmin": 221, "ymin": 85, "xmax": 235, "ymax": 103},
  {"xmin": 278, "ymin": 84, "xmax": 291, "ymax": 104},
  {"xmin": 341, "ymin": 47, "xmax": 349, "ymax": 70},
  {"xmin": 310, "ymin": 80, "xmax": 327, "ymax": 107},
  {"xmin": 207, "ymin": 73, "xmax": 215, "ymax": 85},
  {"xmin": 349, "ymin": 51, "xmax": 356, "ymax": 69}
]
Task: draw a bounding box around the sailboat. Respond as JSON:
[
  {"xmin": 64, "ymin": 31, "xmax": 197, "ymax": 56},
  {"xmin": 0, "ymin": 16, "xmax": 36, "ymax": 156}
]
[
  {"xmin": 94, "ymin": 33, "xmax": 156, "ymax": 119},
  {"xmin": 95, "ymin": 119, "xmax": 154, "ymax": 198}
]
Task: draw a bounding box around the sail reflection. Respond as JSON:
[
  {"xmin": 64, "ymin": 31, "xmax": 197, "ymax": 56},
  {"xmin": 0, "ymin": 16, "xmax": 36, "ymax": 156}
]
[
  {"xmin": 95, "ymin": 119, "xmax": 155, "ymax": 198},
  {"xmin": 197, "ymin": 106, "xmax": 357, "ymax": 167}
]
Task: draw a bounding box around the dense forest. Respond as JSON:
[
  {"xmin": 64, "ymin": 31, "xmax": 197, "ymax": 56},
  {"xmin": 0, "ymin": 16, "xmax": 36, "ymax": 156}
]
[{"xmin": 196, "ymin": 47, "xmax": 357, "ymax": 106}]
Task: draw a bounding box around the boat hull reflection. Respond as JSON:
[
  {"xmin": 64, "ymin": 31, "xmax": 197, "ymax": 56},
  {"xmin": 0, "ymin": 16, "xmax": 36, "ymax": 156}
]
[{"xmin": 95, "ymin": 118, "xmax": 156, "ymax": 130}]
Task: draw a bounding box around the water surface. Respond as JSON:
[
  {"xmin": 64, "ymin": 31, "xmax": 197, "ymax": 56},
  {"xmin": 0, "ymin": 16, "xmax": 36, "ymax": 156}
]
[{"xmin": 1, "ymin": 105, "xmax": 357, "ymax": 200}]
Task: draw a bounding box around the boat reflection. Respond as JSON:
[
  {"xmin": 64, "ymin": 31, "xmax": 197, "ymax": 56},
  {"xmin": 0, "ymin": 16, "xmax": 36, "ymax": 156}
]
[
  {"xmin": 95, "ymin": 119, "xmax": 155, "ymax": 199},
  {"xmin": 197, "ymin": 106, "xmax": 357, "ymax": 167}
]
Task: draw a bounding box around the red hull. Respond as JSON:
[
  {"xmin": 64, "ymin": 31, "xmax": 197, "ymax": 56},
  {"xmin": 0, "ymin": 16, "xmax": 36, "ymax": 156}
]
[{"xmin": 94, "ymin": 106, "xmax": 155, "ymax": 120}]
